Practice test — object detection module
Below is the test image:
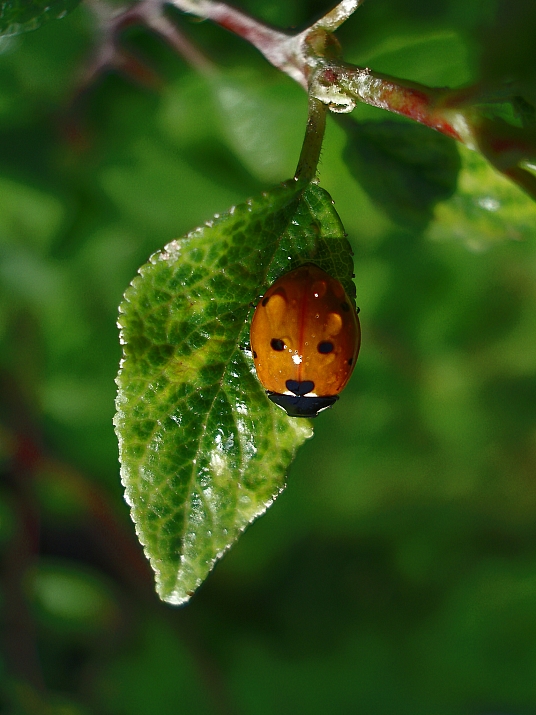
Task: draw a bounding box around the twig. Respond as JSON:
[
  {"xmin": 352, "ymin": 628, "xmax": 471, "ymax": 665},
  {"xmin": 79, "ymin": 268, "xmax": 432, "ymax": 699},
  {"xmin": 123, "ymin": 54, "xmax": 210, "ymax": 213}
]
[
  {"xmin": 75, "ymin": 0, "xmax": 536, "ymax": 198},
  {"xmin": 166, "ymin": 0, "xmax": 364, "ymax": 88},
  {"xmin": 145, "ymin": 11, "xmax": 215, "ymax": 75},
  {"xmin": 81, "ymin": 0, "xmax": 215, "ymax": 89},
  {"xmin": 294, "ymin": 95, "xmax": 328, "ymax": 182},
  {"xmin": 304, "ymin": 0, "xmax": 366, "ymax": 33},
  {"xmin": 164, "ymin": 0, "xmax": 536, "ymax": 198}
]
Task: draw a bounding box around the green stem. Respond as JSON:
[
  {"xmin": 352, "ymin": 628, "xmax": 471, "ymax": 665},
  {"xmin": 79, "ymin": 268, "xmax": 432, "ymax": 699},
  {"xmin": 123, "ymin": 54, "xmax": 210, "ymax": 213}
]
[{"xmin": 294, "ymin": 95, "xmax": 328, "ymax": 183}]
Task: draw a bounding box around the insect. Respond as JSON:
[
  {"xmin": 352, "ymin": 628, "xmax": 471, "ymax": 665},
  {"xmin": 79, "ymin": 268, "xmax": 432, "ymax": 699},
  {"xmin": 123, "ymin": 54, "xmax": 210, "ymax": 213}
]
[{"xmin": 250, "ymin": 263, "xmax": 361, "ymax": 417}]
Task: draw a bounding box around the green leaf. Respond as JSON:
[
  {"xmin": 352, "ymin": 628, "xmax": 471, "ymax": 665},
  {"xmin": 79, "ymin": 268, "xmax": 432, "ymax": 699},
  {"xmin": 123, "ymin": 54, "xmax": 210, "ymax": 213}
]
[
  {"xmin": 0, "ymin": 0, "xmax": 80, "ymax": 36},
  {"xmin": 0, "ymin": 175, "xmax": 64, "ymax": 251},
  {"xmin": 426, "ymin": 144, "xmax": 536, "ymax": 250},
  {"xmin": 343, "ymin": 119, "xmax": 461, "ymax": 228},
  {"xmin": 214, "ymin": 71, "xmax": 307, "ymax": 183},
  {"xmin": 30, "ymin": 559, "xmax": 119, "ymax": 633},
  {"xmin": 350, "ymin": 30, "xmax": 473, "ymax": 87},
  {"xmin": 114, "ymin": 181, "xmax": 356, "ymax": 604}
]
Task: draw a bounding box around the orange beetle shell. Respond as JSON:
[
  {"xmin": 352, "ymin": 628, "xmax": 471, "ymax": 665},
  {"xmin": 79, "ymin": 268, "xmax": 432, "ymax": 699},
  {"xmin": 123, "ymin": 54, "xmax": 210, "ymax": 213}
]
[{"xmin": 250, "ymin": 263, "xmax": 360, "ymax": 414}]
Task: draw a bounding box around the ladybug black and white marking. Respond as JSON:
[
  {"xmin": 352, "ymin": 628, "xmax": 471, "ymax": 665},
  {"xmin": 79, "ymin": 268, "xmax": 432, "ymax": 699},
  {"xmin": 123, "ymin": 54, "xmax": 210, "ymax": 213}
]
[{"xmin": 250, "ymin": 263, "xmax": 361, "ymax": 417}]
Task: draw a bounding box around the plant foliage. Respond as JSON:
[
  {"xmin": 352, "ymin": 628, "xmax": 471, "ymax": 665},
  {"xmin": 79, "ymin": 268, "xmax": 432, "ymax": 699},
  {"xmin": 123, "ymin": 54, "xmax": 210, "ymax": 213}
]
[
  {"xmin": 114, "ymin": 181, "xmax": 356, "ymax": 603},
  {"xmin": 0, "ymin": 0, "xmax": 80, "ymax": 36}
]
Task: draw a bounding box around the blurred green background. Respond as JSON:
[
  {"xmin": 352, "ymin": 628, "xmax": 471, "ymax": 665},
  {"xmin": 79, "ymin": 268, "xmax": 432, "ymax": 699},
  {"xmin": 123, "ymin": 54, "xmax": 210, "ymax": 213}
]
[{"xmin": 1, "ymin": 0, "xmax": 536, "ymax": 713}]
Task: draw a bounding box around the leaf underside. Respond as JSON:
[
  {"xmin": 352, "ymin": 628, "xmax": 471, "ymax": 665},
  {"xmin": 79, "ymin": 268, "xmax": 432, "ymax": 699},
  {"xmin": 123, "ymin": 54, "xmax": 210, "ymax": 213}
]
[
  {"xmin": 343, "ymin": 119, "xmax": 461, "ymax": 229},
  {"xmin": 114, "ymin": 181, "xmax": 355, "ymax": 604}
]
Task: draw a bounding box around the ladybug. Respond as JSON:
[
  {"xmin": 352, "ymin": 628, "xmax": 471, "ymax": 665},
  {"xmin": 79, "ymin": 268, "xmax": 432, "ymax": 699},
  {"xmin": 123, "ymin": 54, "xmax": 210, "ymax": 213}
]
[{"xmin": 250, "ymin": 263, "xmax": 361, "ymax": 418}]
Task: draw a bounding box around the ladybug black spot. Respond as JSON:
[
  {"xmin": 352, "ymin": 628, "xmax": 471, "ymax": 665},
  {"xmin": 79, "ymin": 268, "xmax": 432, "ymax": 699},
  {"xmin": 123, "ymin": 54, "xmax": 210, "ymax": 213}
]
[
  {"xmin": 347, "ymin": 357, "xmax": 353, "ymax": 366},
  {"xmin": 270, "ymin": 338, "xmax": 285, "ymax": 351},
  {"xmin": 262, "ymin": 296, "xmax": 270, "ymax": 307},
  {"xmin": 253, "ymin": 350, "xmax": 258, "ymax": 359},
  {"xmin": 318, "ymin": 341, "xmax": 334, "ymax": 354},
  {"xmin": 341, "ymin": 301, "xmax": 350, "ymax": 312}
]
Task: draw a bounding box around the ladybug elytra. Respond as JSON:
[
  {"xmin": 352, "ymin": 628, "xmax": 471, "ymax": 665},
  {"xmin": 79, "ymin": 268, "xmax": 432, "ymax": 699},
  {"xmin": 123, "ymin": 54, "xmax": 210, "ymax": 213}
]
[{"xmin": 250, "ymin": 263, "xmax": 360, "ymax": 417}]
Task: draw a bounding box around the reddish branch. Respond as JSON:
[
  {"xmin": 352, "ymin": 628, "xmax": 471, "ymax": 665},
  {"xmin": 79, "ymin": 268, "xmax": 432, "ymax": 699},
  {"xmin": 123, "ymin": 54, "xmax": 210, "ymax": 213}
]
[
  {"xmin": 80, "ymin": 0, "xmax": 215, "ymax": 91},
  {"xmin": 333, "ymin": 68, "xmax": 463, "ymax": 140},
  {"xmin": 78, "ymin": 0, "xmax": 536, "ymax": 198}
]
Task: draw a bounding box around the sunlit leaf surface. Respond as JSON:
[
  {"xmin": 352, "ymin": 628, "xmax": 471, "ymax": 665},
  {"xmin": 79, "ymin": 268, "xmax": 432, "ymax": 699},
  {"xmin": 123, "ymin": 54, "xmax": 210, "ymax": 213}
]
[
  {"xmin": 114, "ymin": 182, "xmax": 356, "ymax": 604},
  {"xmin": 426, "ymin": 144, "xmax": 536, "ymax": 249},
  {"xmin": 3, "ymin": 0, "xmax": 536, "ymax": 709}
]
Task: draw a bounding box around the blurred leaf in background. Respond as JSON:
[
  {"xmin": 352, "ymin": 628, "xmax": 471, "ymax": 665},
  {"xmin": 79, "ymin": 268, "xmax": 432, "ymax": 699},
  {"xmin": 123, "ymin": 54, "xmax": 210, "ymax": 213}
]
[
  {"xmin": 0, "ymin": 0, "xmax": 81, "ymax": 38},
  {"xmin": 342, "ymin": 119, "xmax": 462, "ymax": 229},
  {"xmin": 1, "ymin": 0, "xmax": 536, "ymax": 714}
]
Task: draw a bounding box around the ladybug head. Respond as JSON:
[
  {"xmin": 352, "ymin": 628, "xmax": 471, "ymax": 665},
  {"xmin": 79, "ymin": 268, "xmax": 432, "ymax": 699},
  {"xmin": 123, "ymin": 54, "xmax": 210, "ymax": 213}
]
[
  {"xmin": 267, "ymin": 392, "xmax": 339, "ymax": 418},
  {"xmin": 267, "ymin": 379, "xmax": 339, "ymax": 417}
]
